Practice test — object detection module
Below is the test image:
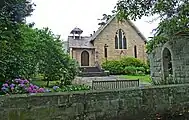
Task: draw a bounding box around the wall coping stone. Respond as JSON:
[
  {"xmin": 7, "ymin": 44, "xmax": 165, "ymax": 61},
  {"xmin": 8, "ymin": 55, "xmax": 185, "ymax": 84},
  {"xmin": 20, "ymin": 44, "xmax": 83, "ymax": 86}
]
[{"xmin": 1, "ymin": 84, "xmax": 189, "ymax": 99}]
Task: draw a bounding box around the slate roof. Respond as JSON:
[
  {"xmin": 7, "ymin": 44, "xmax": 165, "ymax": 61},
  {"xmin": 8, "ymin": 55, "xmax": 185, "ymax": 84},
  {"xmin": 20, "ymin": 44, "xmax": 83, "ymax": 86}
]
[
  {"xmin": 68, "ymin": 15, "xmax": 147, "ymax": 49},
  {"xmin": 68, "ymin": 36, "xmax": 95, "ymax": 49}
]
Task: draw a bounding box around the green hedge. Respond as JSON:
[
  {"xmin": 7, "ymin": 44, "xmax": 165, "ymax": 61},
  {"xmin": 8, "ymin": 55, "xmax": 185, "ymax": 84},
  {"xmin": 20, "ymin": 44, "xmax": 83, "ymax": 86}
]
[{"xmin": 102, "ymin": 57, "xmax": 149, "ymax": 75}]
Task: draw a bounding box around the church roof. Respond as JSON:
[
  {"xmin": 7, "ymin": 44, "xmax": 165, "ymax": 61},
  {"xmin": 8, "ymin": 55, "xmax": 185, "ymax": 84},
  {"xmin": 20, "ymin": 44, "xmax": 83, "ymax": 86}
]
[
  {"xmin": 68, "ymin": 36, "xmax": 95, "ymax": 49},
  {"xmin": 90, "ymin": 15, "xmax": 147, "ymax": 42}
]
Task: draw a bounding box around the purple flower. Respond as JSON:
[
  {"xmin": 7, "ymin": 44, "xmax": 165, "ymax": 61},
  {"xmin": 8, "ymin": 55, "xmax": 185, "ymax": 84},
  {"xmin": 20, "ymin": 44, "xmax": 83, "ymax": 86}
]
[
  {"xmin": 32, "ymin": 89, "xmax": 37, "ymax": 93},
  {"xmin": 14, "ymin": 79, "xmax": 20, "ymax": 83},
  {"xmin": 20, "ymin": 80, "xmax": 25, "ymax": 84},
  {"xmin": 37, "ymin": 88, "xmax": 45, "ymax": 93},
  {"xmin": 18, "ymin": 83, "xmax": 25, "ymax": 87},
  {"xmin": 24, "ymin": 80, "xmax": 29, "ymax": 84},
  {"xmin": 2, "ymin": 83, "xmax": 9, "ymax": 87},
  {"xmin": 10, "ymin": 84, "xmax": 15, "ymax": 88},
  {"xmin": 29, "ymin": 84, "xmax": 34, "ymax": 89},
  {"xmin": 27, "ymin": 87, "xmax": 33, "ymax": 93},
  {"xmin": 1, "ymin": 86, "xmax": 7, "ymax": 91},
  {"xmin": 33, "ymin": 85, "xmax": 39, "ymax": 89}
]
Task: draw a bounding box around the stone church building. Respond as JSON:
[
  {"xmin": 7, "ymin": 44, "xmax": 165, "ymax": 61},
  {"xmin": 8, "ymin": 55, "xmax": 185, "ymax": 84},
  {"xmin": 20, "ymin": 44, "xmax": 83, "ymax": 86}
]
[{"xmin": 67, "ymin": 15, "xmax": 147, "ymax": 67}]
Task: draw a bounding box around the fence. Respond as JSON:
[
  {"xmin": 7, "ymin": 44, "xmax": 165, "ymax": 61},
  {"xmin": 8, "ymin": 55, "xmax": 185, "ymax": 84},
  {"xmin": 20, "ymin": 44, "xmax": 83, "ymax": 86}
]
[{"xmin": 92, "ymin": 79, "xmax": 139, "ymax": 90}]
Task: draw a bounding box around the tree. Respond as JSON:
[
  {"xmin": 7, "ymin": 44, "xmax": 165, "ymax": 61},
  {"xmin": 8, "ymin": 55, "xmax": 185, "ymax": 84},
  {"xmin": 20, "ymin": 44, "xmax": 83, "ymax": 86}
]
[
  {"xmin": 115, "ymin": 0, "xmax": 189, "ymax": 52},
  {"xmin": 35, "ymin": 28, "xmax": 78, "ymax": 86},
  {"xmin": 0, "ymin": 0, "xmax": 78, "ymax": 86},
  {"xmin": 98, "ymin": 14, "xmax": 113, "ymax": 26},
  {"xmin": 0, "ymin": 0, "xmax": 35, "ymax": 81},
  {"xmin": 0, "ymin": 0, "xmax": 35, "ymax": 23}
]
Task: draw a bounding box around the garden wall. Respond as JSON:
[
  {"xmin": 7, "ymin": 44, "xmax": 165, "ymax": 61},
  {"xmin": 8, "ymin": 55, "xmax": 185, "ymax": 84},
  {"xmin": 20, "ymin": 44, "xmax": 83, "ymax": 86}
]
[{"xmin": 1, "ymin": 84, "xmax": 189, "ymax": 120}]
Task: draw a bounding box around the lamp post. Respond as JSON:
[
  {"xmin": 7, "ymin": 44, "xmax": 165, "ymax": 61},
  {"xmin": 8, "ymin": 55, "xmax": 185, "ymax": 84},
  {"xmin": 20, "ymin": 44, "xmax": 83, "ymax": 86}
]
[{"xmin": 104, "ymin": 44, "xmax": 108, "ymax": 66}]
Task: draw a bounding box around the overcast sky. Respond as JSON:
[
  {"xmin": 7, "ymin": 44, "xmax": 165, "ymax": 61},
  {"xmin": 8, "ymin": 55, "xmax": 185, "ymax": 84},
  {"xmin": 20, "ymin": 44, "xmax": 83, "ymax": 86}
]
[{"xmin": 27, "ymin": 0, "xmax": 160, "ymax": 41}]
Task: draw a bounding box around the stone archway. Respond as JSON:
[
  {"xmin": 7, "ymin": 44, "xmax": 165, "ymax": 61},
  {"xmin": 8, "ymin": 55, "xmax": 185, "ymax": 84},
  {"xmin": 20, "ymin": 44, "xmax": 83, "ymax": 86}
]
[
  {"xmin": 81, "ymin": 51, "xmax": 89, "ymax": 66},
  {"xmin": 163, "ymin": 48, "xmax": 173, "ymax": 79}
]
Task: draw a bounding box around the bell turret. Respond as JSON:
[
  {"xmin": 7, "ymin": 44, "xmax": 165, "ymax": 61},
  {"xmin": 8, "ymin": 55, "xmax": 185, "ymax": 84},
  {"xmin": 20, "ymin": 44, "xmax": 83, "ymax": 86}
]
[{"xmin": 70, "ymin": 27, "xmax": 83, "ymax": 39}]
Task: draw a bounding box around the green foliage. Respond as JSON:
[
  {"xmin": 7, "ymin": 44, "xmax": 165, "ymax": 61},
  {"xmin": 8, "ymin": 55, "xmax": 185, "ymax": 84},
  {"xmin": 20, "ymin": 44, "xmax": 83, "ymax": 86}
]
[
  {"xmin": 0, "ymin": 24, "xmax": 78, "ymax": 85},
  {"xmin": 120, "ymin": 57, "xmax": 145, "ymax": 67},
  {"xmin": 146, "ymin": 36, "xmax": 169, "ymax": 53},
  {"xmin": 0, "ymin": 0, "xmax": 78, "ymax": 86},
  {"xmin": 0, "ymin": 0, "xmax": 35, "ymax": 23},
  {"xmin": 52, "ymin": 85, "xmax": 90, "ymax": 92},
  {"xmin": 32, "ymin": 27, "xmax": 79, "ymax": 86},
  {"xmin": 0, "ymin": 0, "xmax": 35, "ymax": 80},
  {"xmin": 124, "ymin": 66, "xmax": 146, "ymax": 75},
  {"xmin": 115, "ymin": 0, "xmax": 189, "ymax": 53},
  {"xmin": 102, "ymin": 60, "xmax": 124, "ymax": 74},
  {"xmin": 102, "ymin": 57, "xmax": 148, "ymax": 75}
]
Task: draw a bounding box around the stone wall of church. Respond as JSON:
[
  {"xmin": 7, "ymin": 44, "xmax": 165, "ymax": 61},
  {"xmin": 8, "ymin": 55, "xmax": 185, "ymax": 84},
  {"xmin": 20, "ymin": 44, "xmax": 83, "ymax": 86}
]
[
  {"xmin": 72, "ymin": 48, "xmax": 95, "ymax": 66},
  {"xmin": 93, "ymin": 17, "xmax": 147, "ymax": 66},
  {"xmin": 149, "ymin": 37, "xmax": 189, "ymax": 83}
]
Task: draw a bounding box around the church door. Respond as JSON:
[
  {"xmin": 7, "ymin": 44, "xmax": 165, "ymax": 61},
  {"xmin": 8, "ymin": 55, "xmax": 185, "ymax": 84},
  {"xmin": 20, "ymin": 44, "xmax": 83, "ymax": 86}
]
[{"xmin": 81, "ymin": 51, "xmax": 89, "ymax": 66}]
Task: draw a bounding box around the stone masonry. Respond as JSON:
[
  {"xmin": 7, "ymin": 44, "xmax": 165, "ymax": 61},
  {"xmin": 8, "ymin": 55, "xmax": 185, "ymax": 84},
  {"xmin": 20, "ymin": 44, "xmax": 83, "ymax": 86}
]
[
  {"xmin": 149, "ymin": 37, "xmax": 189, "ymax": 83},
  {"xmin": 68, "ymin": 16, "xmax": 147, "ymax": 67},
  {"xmin": 1, "ymin": 84, "xmax": 189, "ymax": 120},
  {"xmin": 94, "ymin": 17, "xmax": 147, "ymax": 65}
]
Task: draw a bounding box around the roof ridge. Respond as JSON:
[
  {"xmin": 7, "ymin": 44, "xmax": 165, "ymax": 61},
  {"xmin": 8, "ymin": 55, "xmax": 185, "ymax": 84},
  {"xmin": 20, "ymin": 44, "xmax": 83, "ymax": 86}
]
[{"xmin": 90, "ymin": 15, "xmax": 147, "ymax": 42}]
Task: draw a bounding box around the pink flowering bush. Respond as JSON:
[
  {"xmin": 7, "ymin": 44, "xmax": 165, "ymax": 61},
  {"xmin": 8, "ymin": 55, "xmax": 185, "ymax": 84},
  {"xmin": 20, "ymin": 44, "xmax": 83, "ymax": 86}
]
[{"xmin": 1, "ymin": 78, "xmax": 47, "ymax": 94}]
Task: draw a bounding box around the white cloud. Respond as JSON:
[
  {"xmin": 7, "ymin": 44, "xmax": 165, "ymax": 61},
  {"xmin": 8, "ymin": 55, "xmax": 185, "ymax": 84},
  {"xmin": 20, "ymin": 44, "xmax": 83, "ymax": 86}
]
[{"xmin": 27, "ymin": 0, "xmax": 159, "ymax": 40}]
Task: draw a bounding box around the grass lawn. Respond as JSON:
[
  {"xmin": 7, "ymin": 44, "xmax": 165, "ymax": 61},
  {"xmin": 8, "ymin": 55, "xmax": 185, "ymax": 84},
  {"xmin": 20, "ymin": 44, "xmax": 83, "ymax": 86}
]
[{"xmin": 119, "ymin": 75, "xmax": 152, "ymax": 83}]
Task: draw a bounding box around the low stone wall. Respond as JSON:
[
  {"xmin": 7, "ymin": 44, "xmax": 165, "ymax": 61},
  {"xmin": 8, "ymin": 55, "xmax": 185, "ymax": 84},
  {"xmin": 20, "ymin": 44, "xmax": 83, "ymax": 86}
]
[{"xmin": 1, "ymin": 84, "xmax": 189, "ymax": 120}]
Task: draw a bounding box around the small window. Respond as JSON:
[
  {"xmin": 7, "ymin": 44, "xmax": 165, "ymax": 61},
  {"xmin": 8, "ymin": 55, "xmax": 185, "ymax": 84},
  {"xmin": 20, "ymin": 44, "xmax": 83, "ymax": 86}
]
[{"xmin": 134, "ymin": 45, "xmax": 137, "ymax": 58}]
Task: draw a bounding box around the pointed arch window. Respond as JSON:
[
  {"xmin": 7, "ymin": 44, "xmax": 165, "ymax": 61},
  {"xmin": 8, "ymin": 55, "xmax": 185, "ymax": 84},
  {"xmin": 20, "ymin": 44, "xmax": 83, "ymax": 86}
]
[{"xmin": 115, "ymin": 29, "xmax": 127, "ymax": 49}]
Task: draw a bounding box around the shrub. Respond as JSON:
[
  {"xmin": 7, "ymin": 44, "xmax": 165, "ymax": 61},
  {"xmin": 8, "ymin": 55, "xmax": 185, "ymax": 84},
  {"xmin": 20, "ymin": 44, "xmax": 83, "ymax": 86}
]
[
  {"xmin": 102, "ymin": 60, "xmax": 124, "ymax": 75},
  {"xmin": 124, "ymin": 66, "xmax": 146, "ymax": 75},
  {"xmin": 102, "ymin": 57, "xmax": 148, "ymax": 75},
  {"xmin": 1, "ymin": 78, "xmax": 48, "ymax": 95},
  {"xmin": 120, "ymin": 57, "xmax": 145, "ymax": 67}
]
